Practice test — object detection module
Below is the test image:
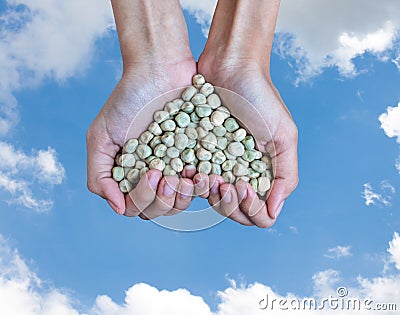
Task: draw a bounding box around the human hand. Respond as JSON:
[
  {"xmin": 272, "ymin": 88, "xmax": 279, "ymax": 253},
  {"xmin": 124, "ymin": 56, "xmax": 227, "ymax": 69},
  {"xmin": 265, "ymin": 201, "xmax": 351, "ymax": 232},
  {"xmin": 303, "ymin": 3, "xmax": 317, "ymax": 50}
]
[
  {"xmin": 87, "ymin": 63, "xmax": 198, "ymax": 218},
  {"xmin": 196, "ymin": 60, "xmax": 298, "ymax": 228}
]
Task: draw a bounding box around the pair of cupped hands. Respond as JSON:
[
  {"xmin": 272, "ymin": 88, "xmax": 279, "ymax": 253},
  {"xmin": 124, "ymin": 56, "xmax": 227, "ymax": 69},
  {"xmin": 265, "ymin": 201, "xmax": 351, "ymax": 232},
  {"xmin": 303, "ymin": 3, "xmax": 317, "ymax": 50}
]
[{"xmin": 86, "ymin": 55, "xmax": 298, "ymax": 228}]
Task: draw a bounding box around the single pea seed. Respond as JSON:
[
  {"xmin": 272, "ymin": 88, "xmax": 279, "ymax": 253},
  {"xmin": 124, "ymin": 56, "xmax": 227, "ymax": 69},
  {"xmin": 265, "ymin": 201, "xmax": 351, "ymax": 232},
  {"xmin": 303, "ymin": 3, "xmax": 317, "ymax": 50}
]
[
  {"xmin": 154, "ymin": 144, "xmax": 167, "ymax": 158},
  {"xmin": 182, "ymin": 86, "xmax": 198, "ymax": 101},
  {"xmin": 212, "ymin": 151, "xmax": 226, "ymax": 164},
  {"xmin": 242, "ymin": 150, "xmax": 257, "ymax": 162},
  {"xmin": 186, "ymin": 138, "xmax": 197, "ymax": 149},
  {"xmin": 250, "ymin": 178, "xmax": 258, "ymax": 192},
  {"xmin": 149, "ymin": 158, "xmax": 166, "ymax": 172},
  {"xmin": 211, "ymin": 163, "xmax": 222, "ymax": 175},
  {"xmin": 196, "ymin": 148, "xmax": 212, "ymax": 161},
  {"xmin": 112, "ymin": 167, "xmax": 124, "ymax": 182},
  {"xmin": 227, "ymin": 142, "xmax": 245, "ymax": 157},
  {"xmin": 161, "ymin": 132, "xmax": 175, "ymax": 147},
  {"xmin": 233, "ymin": 128, "xmax": 246, "ymax": 142},
  {"xmin": 123, "ymin": 138, "xmax": 138, "ymax": 154},
  {"xmin": 217, "ymin": 137, "xmax": 228, "ymax": 150},
  {"xmin": 222, "ymin": 160, "xmax": 237, "ymax": 172},
  {"xmin": 164, "ymin": 101, "xmax": 180, "ymax": 116},
  {"xmin": 217, "ymin": 106, "xmax": 230, "ymax": 118},
  {"xmin": 160, "ymin": 119, "xmax": 176, "ymax": 132},
  {"xmin": 233, "ymin": 163, "xmax": 249, "ymax": 177},
  {"xmin": 167, "ymin": 147, "xmax": 180, "ymax": 159},
  {"xmin": 210, "ymin": 110, "xmax": 225, "ymax": 126},
  {"xmin": 136, "ymin": 144, "xmax": 152, "ymax": 159},
  {"xmin": 251, "ymin": 160, "xmax": 267, "ymax": 173},
  {"xmin": 170, "ymin": 158, "xmax": 184, "ymax": 172},
  {"xmin": 200, "ymin": 117, "xmax": 214, "ymax": 131},
  {"xmin": 175, "ymin": 112, "xmax": 191, "ymax": 128},
  {"xmin": 192, "ymin": 93, "xmax": 207, "ymax": 105},
  {"xmin": 115, "ymin": 154, "xmax": 122, "ymax": 166},
  {"xmin": 197, "ymin": 161, "xmax": 212, "ymax": 175},
  {"xmin": 119, "ymin": 179, "xmax": 134, "ymax": 193},
  {"xmin": 120, "ymin": 153, "xmax": 135, "ymax": 167},
  {"xmin": 184, "ymin": 127, "xmax": 197, "ymax": 140},
  {"xmin": 213, "ymin": 125, "xmax": 226, "ymax": 137},
  {"xmin": 181, "ymin": 102, "xmax": 195, "ymax": 113},
  {"xmin": 181, "ymin": 148, "xmax": 195, "ymax": 163},
  {"xmin": 139, "ymin": 131, "xmax": 154, "ymax": 144},
  {"xmin": 174, "ymin": 133, "xmax": 189, "ymax": 150},
  {"xmin": 254, "ymin": 150, "xmax": 263, "ymax": 159},
  {"xmin": 207, "ymin": 94, "xmax": 221, "ymax": 109},
  {"xmin": 242, "ymin": 136, "xmax": 255, "ymax": 150},
  {"xmin": 195, "ymin": 104, "xmax": 212, "ymax": 117},
  {"xmin": 222, "ymin": 171, "xmax": 235, "ymax": 184},
  {"xmin": 127, "ymin": 169, "xmax": 140, "ymax": 183},
  {"xmin": 201, "ymin": 133, "xmax": 218, "ymax": 150},
  {"xmin": 193, "ymin": 74, "xmax": 206, "ymax": 89},
  {"xmin": 258, "ymin": 177, "xmax": 271, "ymax": 192},
  {"xmin": 200, "ymin": 83, "xmax": 214, "ymax": 97},
  {"xmin": 224, "ymin": 118, "xmax": 240, "ymax": 132},
  {"xmin": 154, "ymin": 110, "xmax": 170, "ymax": 124}
]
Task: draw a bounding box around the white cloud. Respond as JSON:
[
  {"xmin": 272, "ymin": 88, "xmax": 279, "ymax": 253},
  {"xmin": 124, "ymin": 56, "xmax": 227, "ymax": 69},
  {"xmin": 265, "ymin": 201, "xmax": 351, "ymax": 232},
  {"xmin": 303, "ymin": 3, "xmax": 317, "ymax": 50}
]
[
  {"xmin": 0, "ymin": 0, "xmax": 112, "ymax": 210},
  {"xmin": 180, "ymin": 0, "xmax": 400, "ymax": 82},
  {"xmin": 379, "ymin": 102, "xmax": 400, "ymax": 144},
  {"xmin": 362, "ymin": 181, "xmax": 395, "ymax": 207},
  {"xmin": 0, "ymin": 232, "xmax": 400, "ymax": 314},
  {"xmin": 325, "ymin": 246, "xmax": 352, "ymax": 260},
  {"xmin": 180, "ymin": 0, "xmax": 217, "ymax": 37},
  {"xmin": 396, "ymin": 157, "xmax": 400, "ymax": 174},
  {"xmin": 0, "ymin": 0, "xmax": 113, "ymax": 135},
  {"xmin": 0, "ymin": 141, "xmax": 65, "ymax": 212}
]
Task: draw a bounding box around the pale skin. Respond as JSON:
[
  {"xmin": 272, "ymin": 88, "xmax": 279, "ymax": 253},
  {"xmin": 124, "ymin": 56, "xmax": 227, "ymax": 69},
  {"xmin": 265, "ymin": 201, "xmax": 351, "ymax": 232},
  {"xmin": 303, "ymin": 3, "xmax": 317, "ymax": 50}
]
[{"xmin": 86, "ymin": 0, "xmax": 298, "ymax": 227}]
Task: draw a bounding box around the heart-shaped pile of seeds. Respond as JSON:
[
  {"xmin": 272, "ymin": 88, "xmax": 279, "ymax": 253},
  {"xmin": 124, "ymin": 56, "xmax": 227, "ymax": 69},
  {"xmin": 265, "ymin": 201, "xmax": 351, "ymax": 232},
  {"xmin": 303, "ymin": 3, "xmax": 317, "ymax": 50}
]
[{"xmin": 112, "ymin": 74, "xmax": 273, "ymax": 198}]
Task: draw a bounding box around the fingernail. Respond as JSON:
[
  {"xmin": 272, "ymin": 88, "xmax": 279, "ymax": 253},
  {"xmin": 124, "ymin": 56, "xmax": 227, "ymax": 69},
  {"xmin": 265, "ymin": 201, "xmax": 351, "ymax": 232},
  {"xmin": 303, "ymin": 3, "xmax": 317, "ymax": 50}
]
[
  {"xmin": 163, "ymin": 181, "xmax": 175, "ymax": 196},
  {"xmin": 222, "ymin": 189, "xmax": 231, "ymax": 203},
  {"xmin": 211, "ymin": 182, "xmax": 219, "ymax": 194},
  {"xmin": 237, "ymin": 185, "xmax": 247, "ymax": 201},
  {"xmin": 108, "ymin": 200, "xmax": 121, "ymax": 215},
  {"xmin": 274, "ymin": 200, "xmax": 285, "ymax": 219},
  {"xmin": 148, "ymin": 172, "xmax": 159, "ymax": 190}
]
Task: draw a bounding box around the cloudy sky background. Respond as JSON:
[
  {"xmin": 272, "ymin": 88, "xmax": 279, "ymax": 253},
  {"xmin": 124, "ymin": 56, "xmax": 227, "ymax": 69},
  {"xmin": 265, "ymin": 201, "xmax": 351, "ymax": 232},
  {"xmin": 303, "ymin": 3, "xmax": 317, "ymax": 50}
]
[{"xmin": 0, "ymin": 0, "xmax": 399, "ymax": 313}]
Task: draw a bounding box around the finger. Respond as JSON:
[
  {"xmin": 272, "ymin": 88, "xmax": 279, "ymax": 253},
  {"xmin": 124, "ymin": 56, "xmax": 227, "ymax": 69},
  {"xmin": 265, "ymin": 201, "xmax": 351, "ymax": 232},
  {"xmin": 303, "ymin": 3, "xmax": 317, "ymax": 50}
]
[
  {"xmin": 127, "ymin": 169, "xmax": 162, "ymax": 216},
  {"xmin": 236, "ymin": 181, "xmax": 275, "ymax": 228},
  {"xmin": 181, "ymin": 165, "xmax": 197, "ymax": 179},
  {"xmin": 207, "ymin": 175, "xmax": 225, "ymax": 213},
  {"xmin": 140, "ymin": 176, "xmax": 179, "ymax": 220},
  {"xmin": 219, "ymin": 184, "xmax": 254, "ymax": 226},
  {"xmin": 193, "ymin": 173, "xmax": 210, "ymax": 198},
  {"xmin": 165, "ymin": 178, "xmax": 194, "ymax": 216},
  {"xmin": 86, "ymin": 130, "xmax": 125, "ymax": 215},
  {"xmin": 267, "ymin": 132, "xmax": 298, "ymax": 220}
]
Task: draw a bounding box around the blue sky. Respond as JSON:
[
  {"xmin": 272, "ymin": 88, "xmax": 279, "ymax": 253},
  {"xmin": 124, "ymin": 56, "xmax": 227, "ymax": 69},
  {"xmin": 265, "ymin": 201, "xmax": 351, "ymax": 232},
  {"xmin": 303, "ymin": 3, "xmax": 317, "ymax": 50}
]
[{"xmin": 0, "ymin": 1, "xmax": 399, "ymax": 314}]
